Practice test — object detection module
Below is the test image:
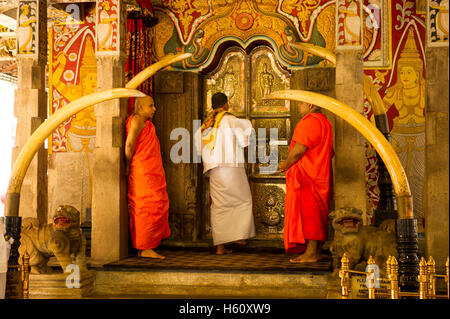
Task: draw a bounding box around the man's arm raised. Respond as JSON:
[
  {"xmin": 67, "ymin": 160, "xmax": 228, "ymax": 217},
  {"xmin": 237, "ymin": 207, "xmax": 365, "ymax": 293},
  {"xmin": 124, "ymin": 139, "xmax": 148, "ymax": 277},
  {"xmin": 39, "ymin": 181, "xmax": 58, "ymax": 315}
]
[
  {"xmin": 278, "ymin": 142, "xmax": 307, "ymax": 172},
  {"xmin": 124, "ymin": 115, "xmax": 146, "ymax": 175}
]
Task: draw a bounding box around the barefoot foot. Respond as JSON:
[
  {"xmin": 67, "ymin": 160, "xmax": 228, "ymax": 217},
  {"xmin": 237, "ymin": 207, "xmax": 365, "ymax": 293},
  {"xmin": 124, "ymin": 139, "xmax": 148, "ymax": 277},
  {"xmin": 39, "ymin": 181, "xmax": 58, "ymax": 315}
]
[
  {"xmin": 233, "ymin": 240, "xmax": 248, "ymax": 246},
  {"xmin": 139, "ymin": 249, "xmax": 165, "ymax": 259},
  {"xmin": 216, "ymin": 245, "xmax": 232, "ymax": 255},
  {"xmin": 289, "ymin": 254, "xmax": 320, "ymax": 263}
]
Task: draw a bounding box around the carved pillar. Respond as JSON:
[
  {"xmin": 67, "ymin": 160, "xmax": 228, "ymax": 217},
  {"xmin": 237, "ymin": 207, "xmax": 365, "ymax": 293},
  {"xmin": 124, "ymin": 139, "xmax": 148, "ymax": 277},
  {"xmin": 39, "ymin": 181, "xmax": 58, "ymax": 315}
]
[
  {"xmin": 334, "ymin": 0, "xmax": 367, "ymax": 221},
  {"xmin": 91, "ymin": 0, "xmax": 128, "ymax": 263},
  {"xmin": 396, "ymin": 218, "xmax": 419, "ymax": 292},
  {"xmin": 424, "ymin": 0, "xmax": 449, "ymax": 268},
  {"xmin": 12, "ymin": 0, "xmax": 47, "ymax": 224}
]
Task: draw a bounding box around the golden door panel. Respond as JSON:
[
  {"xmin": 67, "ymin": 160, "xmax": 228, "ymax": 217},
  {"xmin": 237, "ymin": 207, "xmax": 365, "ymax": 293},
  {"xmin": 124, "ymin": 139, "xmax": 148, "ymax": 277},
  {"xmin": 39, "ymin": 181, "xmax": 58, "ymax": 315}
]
[
  {"xmin": 252, "ymin": 118, "xmax": 290, "ymax": 139},
  {"xmin": 205, "ymin": 47, "xmax": 246, "ymax": 116},
  {"xmin": 252, "ymin": 183, "xmax": 286, "ymax": 238},
  {"xmin": 253, "ymin": 144, "xmax": 289, "ymax": 178},
  {"xmin": 250, "ymin": 46, "xmax": 290, "ymax": 114}
]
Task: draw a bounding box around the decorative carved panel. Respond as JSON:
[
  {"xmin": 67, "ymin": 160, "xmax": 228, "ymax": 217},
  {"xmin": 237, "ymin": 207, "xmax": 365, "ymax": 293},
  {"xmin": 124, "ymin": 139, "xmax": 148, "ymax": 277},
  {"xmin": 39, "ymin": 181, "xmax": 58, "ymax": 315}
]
[
  {"xmin": 254, "ymin": 144, "xmax": 289, "ymax": 178},
  {"xmin": 205, "ymin": 47, "xmax": 246, "ymax": 115},
  {"xmin": 250, "ymin": 47, "xmax": 290, "ymax": 114},
  {"xmin": 253, "ymin": 118, "xmax": 289, "ymax": 139},
  {"xmin": 253, "ymin": 183, "xmax": 286, "ymax": 238},
  {"xmin": 306, "ymin": 68, "xmax": 333, "ymax": 91}
]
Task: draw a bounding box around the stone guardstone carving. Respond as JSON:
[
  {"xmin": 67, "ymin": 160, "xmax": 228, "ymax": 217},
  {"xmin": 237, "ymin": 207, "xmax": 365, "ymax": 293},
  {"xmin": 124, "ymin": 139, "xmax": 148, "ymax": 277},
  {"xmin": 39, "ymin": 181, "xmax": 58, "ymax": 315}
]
[
  {"xmin": 329, "ymin": 207, "xmax": 398, "ymax": 277},
  {"xmin": 18, "ymin": 205, "xmax": 88, "ymax": 274}
]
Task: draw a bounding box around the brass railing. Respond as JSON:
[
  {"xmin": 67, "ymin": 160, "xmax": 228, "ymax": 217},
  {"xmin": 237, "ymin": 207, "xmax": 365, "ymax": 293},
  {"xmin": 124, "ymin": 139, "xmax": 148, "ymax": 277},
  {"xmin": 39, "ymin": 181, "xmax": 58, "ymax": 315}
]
[
  {"xmin": 339, "ymin": 253, "xmax": 449, "ymax": 299},
  {"xmin": 6, "ymin": 253, "xmax": 30, "ymax": 299}
]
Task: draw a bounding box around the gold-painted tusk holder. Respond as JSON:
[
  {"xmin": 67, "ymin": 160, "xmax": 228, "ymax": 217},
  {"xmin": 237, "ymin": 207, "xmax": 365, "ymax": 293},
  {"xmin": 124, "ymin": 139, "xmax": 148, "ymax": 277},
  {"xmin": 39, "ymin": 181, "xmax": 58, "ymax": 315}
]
[{"xmin": 339, "ymin": 253, "xmax": 450, "ymax": 299}]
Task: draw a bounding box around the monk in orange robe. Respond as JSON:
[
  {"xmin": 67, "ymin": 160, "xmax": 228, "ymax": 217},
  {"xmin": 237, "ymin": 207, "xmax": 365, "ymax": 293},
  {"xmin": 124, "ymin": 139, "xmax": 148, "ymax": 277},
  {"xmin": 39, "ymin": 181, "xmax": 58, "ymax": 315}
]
[
  {"xmin": 125, "ymin": 96, "xmax": 170, "ymax": 259},
  {"xmin": 279, "ymin": 102, "xmax": 334, "ymax": 263}
]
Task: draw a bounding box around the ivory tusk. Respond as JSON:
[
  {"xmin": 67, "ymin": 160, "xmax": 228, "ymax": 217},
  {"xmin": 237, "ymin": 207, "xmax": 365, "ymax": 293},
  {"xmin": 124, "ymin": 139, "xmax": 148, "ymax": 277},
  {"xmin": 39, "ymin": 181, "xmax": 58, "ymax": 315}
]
[
  {"xmin": 265, "ymin": 89, "xmax": 413, "ymax": 219},
  {"xmin": 5, "ymin": 88, "xmax": 145, "ymax": 217},
  {"xmin": 125, "ymin": 52, "xmax": 192, "ymax": 89},
  {"xmin": 5, "ymin": 52, "xmax": 193, "ymax": 217},
  {"xmin": 289, "ymin": 42, "xmax": 336, "ymax": 65}
]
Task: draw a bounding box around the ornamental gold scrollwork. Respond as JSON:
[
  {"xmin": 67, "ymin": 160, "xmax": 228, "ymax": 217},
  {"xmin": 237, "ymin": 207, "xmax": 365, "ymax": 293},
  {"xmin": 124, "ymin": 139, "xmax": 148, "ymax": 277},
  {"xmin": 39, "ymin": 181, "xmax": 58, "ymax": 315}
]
[{"xmin": 281, "ymin": 0, "xmax": 321, "ymax": 37}]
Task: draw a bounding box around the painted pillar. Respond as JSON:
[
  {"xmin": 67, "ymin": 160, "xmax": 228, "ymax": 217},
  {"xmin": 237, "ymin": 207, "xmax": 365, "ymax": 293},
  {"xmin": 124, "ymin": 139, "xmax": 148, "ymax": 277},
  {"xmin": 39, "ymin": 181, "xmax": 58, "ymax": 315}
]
[
  {"xmin": 424, "ymin": 0, "xmax": 449, "ymax": 268},
  {"xmin": 91, "ymin": 0, "xmax": 128, "ymax": 264},
  {"xmin": 6, "ymin": 0, "xmax": 48, "ymax": 267},
  {"xmin": 12, "ymin": 0, "xmax": 47, "ymax": 224},
  {"xmin": 334, "ymin": 0, "xmax": 367, "ymax": 220}
]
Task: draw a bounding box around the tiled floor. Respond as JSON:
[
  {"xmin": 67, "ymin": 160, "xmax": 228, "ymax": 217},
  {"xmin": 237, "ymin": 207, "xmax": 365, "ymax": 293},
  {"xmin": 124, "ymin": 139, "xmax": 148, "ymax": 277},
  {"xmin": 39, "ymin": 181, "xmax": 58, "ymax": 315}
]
[{"xmin": 104, "ymin": 249, "xmax": 333, "ymax": 272}]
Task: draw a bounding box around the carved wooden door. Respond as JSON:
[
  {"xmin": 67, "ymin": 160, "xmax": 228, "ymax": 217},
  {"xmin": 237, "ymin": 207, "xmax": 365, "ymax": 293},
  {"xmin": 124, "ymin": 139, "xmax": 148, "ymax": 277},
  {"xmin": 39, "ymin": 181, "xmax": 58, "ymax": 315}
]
[{"xmin": 202, "ymin": 46, "xmax": 291, "ymax": 247}]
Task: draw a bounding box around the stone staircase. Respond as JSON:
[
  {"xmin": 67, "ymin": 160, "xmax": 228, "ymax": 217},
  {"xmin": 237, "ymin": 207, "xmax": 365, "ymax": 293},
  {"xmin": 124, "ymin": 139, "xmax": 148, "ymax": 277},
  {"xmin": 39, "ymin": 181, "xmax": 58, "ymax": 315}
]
[{"xmin": 32, "ymin": 248, "xmax": 337, "ymax": 299}]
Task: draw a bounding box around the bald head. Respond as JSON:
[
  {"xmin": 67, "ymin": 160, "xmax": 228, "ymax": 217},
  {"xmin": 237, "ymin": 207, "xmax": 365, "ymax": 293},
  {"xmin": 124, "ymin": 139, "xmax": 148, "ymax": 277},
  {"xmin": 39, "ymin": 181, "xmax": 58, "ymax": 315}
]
[
  {"xmin": 298, "ymin": 101, "xmax": 321, "ymax": 117},
  {"xmin": 134, "ymin": 96, "xmax": 154, "ymax": 113}
]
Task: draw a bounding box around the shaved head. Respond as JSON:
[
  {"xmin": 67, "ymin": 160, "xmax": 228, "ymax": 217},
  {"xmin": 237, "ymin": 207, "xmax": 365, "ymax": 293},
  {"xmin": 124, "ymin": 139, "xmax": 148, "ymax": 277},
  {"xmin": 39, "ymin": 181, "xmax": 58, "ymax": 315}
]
[{"xmin": 135, "ymin": 96, "xmax": 154, "ymax": 112}]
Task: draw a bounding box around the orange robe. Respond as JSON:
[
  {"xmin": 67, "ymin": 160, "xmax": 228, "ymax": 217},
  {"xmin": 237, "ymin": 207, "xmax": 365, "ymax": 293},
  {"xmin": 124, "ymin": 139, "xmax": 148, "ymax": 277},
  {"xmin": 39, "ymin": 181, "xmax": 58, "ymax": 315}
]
[
  {"xmin": 126, "ymin": 115, "xmax": 170, "ymax": 250},
  {"xmin": 284, "ymin": 113, "xmax": 334, "ymax": 254}
]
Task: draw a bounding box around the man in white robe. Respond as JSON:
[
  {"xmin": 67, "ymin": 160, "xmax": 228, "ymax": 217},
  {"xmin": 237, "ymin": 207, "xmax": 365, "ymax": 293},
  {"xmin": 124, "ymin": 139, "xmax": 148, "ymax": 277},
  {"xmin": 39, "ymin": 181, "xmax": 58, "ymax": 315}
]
[{"xmin": 195, "ymin": 92, "xmax": 256, "ymax": 255}]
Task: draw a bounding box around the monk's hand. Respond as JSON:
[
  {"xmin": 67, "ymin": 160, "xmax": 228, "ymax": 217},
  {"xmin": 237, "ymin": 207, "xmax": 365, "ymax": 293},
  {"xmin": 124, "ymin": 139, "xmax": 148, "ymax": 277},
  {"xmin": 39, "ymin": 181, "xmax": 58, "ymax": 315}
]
[{"xmin": 278, "ymin": 161, "xmax": 287, "ymax": 172}]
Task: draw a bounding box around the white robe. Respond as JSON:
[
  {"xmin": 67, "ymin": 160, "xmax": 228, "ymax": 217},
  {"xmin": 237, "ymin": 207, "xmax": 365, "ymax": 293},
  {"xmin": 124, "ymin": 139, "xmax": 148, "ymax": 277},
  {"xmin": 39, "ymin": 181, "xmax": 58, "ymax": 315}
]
[
  {"xmin": 195, "ymin": 114, "xmax": 256, "ymax": 245},
  {"xmin": 209, "ymin": 167, "xmax": 256, "ymax": 245}
]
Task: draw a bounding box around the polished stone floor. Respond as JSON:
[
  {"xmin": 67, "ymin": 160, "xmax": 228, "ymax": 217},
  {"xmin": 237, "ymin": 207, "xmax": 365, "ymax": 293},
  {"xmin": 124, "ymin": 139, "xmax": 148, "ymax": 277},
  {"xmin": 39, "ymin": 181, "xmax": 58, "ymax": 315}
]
[{"xmin": 103, "ymin": 248, "xmax": 333, "ymax": 273}]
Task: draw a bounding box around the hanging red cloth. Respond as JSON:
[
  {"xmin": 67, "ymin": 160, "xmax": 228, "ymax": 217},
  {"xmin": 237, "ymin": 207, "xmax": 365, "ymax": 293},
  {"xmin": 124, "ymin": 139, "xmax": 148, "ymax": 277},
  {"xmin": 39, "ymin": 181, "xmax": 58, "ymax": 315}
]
[{"xmin": 125, "ymin": 1, "xmax": 155, "ymax": 115}]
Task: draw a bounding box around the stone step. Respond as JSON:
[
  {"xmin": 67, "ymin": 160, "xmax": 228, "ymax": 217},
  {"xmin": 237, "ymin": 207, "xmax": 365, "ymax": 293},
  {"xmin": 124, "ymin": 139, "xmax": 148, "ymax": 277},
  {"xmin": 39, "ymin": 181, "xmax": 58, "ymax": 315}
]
[
  {"xmin": 91, "ymin": 269, "xmax": 331, "ymax": 299},
  {"xmin": 39, "ymin": 249, "xmax": 335, "ymax": 299},
  {"xmin": 28, "ymin": 270, "xmax": 96, "ymax": 299}
]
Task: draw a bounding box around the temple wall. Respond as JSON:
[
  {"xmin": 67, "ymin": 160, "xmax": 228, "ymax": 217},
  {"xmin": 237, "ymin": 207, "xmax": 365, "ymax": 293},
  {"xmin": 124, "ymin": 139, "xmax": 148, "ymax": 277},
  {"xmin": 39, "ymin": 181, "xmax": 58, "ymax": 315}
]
[
  {"xmin": 29, "ymin": 0, "xmax": 448, "ymax": 262},
  {"xmin": 424, "ymin": 7, "xmax": 449, "ymax": 266},
  {"xmin": 47, "ymin": 6, "xmax": 97, "ymax": 223}
]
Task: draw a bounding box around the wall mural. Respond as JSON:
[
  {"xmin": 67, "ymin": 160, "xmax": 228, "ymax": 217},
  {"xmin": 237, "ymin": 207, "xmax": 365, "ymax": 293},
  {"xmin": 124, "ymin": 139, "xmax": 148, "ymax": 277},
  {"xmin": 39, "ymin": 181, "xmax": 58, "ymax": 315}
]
[
  {"xmin": 427, "ymin": 0, "xmax": 449, "ymax": 46},
  {"xmin": 48, "ymin": 9, "xmax": 97, "ymax": 204},
  {"xmin": 152, "ymin": 0, "xmax": 382, "ymax": 70},
  {"xmin": 96, "ymin": 0, "xmax": 120, "ymax": 54},
  {"xmin": 0, "ymin": 25, "xmax": 16, "ymax": 58},
  {"xmin": 337, "ymin": 0, "xmax": 363, "ymax": 48},
  {"xmin": 17, "ymin": 0, "xmax": 37, "ymax": 55},
  {"xmin": 363, "ymin": 0, "xmax": 426, "ymax": 234}
]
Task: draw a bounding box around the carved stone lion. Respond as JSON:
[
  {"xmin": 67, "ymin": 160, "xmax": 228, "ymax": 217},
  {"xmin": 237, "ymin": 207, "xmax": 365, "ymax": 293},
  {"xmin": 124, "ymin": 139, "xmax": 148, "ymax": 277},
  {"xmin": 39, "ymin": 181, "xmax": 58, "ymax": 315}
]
[
  {"xmin": 18, "ymin": 205, "xmax": 88, "ymax": 274},
  {"xmin": 329, "ymin": 207, "xmax": 398, "ymax": 277}
]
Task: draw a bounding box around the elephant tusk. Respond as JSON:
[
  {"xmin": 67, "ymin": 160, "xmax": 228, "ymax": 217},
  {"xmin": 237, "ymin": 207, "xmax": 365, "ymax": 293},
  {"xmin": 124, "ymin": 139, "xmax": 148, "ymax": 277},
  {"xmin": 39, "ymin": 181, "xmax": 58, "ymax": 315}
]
[
  {"xmin": 289, "ymin": 42, "xmax": 336, "ymax": 66},
  {"xmin": 5, "ymin": 52, "xmax": 193, "ymax": 218},
  {"xmin": 363, "ymin": 74, "xmax": 386, "ymax": 116},
  {"xmin": 265, "ymin": 90, "xmax": 413, "ymax": 219},
  {"xmin": 5, "ymin": 88, "xmax": 146, "ymax": 217},
  {"xmin": 125, "ymin": 52, "xmax": 192, "ymax": 89}
]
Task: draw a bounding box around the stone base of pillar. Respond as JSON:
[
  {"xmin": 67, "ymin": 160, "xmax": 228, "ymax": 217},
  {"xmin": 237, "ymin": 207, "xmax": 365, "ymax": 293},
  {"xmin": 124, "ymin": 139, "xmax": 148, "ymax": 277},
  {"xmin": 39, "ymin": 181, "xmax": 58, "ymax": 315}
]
[
  {"xmin": 4, "ymin": 216, "xmax": 21, "ymax": 266},
  {"xmin": 397, "ymin": 218, "xmax": 419, "ymax": 292}
]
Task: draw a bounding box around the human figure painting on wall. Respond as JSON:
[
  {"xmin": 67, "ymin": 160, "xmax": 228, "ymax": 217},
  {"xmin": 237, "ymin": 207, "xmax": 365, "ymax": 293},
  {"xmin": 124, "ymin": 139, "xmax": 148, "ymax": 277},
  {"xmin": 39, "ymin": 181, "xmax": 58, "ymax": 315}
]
[
  {"xmin": 338, "ymin": 0, "xmax": 361, "ymax": 46},
  {"xmin": 97, "ymin": 0, "xmax": 119, "ymax": 52},
  {"xmin": 383, "ymin": 28, "xmax": 426, "ymax": 223},
  {"xmin": 17, "ymin": 2, "xmax": 36, "ymax": 54}
]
